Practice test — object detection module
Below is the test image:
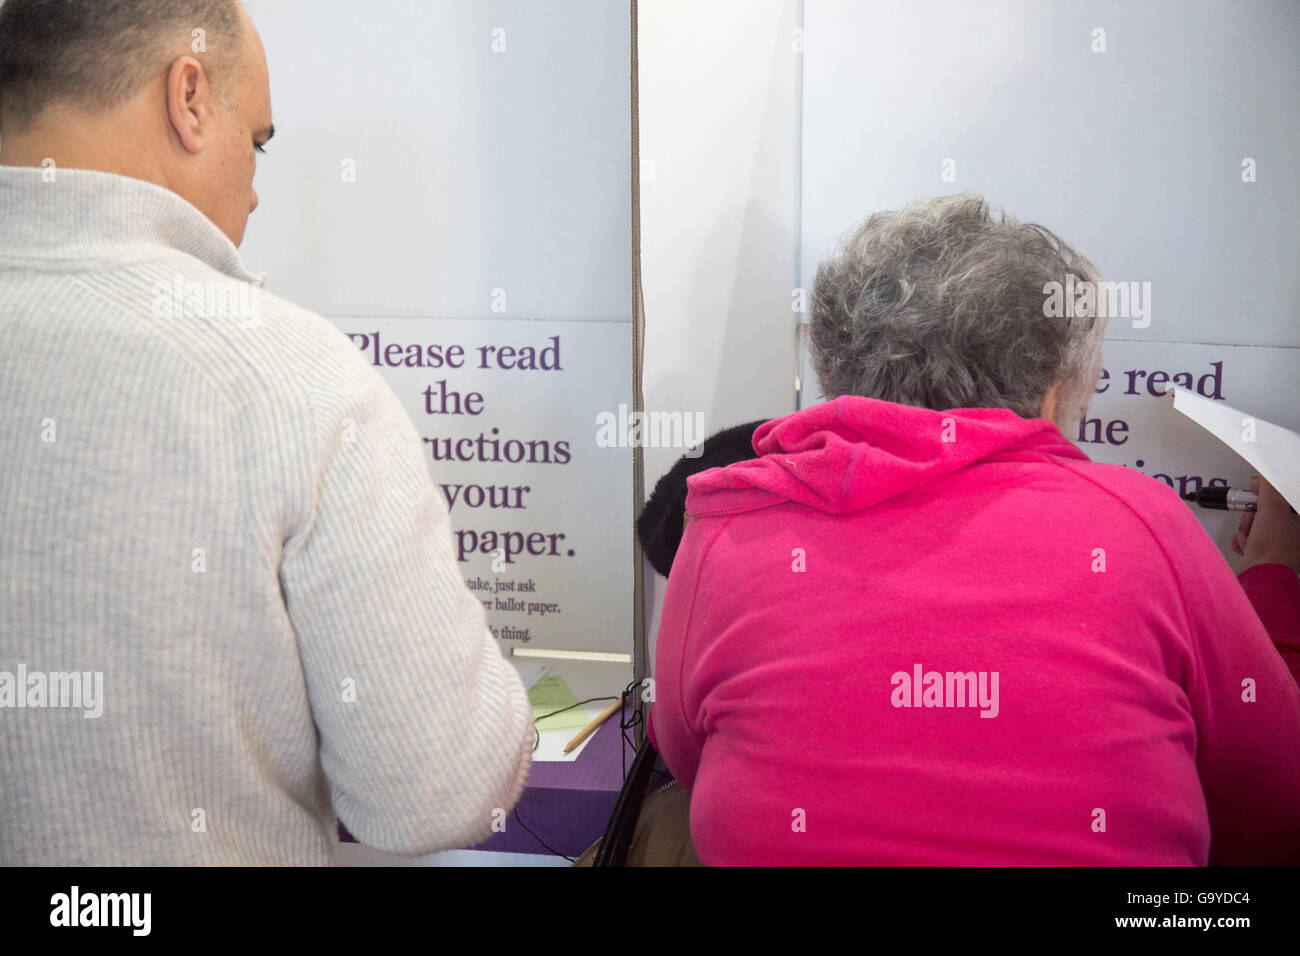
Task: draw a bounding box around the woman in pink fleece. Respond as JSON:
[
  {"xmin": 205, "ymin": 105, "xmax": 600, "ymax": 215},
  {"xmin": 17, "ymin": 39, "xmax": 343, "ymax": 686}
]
[{"xmin": 648, "ymin": 194, "xmax": 1300, "ymax": 866}]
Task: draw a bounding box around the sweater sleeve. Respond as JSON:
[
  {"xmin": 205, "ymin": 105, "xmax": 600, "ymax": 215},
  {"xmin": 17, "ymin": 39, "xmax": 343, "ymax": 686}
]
[
  {"xmin": 278, "ymin": 350, "xmax": 533, "ymax": 856},
  {"xmin": 1237, "ymin": 563, "xmax": 1300, "ymax": 687},
  {"xmin": 1173, "ymin": 541, "xmax": 1300, "ymax": 864}
]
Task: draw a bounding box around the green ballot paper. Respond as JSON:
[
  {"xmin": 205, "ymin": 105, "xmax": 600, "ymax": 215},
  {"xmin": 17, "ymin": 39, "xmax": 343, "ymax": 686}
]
[{"xmin": 529, "ymin": 674, "xmax": 591, "ymax": 733}]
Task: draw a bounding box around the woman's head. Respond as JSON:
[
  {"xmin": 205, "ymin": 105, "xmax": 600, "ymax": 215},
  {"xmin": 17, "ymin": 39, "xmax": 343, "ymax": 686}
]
[{"xmin": 809, "ymin": 193, "xmax": 1107, "ymax": 429}]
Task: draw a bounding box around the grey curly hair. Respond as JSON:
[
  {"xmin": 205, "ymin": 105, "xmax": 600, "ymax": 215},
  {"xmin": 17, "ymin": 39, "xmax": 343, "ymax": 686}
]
[{"xmin": 809, "ymin": 193, "xmax": 1106, "ymax": 425}]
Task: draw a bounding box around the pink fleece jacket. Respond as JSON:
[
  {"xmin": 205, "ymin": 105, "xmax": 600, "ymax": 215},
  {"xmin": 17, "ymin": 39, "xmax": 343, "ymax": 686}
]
[{"xmin": 648, "ymin": 396, "xmax": 1300, "ymax": 866}]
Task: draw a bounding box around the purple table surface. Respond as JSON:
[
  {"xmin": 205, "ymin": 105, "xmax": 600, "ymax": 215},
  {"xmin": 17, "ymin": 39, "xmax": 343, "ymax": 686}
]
[{"xmin": 339, "ymin": 699, "xmax": 638, "ymax": 860}]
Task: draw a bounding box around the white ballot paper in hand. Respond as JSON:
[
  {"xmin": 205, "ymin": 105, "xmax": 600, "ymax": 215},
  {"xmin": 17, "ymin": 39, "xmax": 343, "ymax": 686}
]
[{"xmin": 1168, "ymin": 387, "xmax": 1300, "ymax": 513}]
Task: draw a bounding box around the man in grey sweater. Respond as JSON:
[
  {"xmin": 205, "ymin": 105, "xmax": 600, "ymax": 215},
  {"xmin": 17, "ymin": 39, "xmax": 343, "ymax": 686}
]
[{"xmin": 0, "ymin": 0, "xmax": 533, "ymax": 864}]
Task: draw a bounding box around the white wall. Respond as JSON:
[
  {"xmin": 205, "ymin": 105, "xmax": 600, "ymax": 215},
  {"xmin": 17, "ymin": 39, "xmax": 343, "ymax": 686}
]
[
  {"xmin": 242, "ymin": 0, "xmax": 632, "ymax": 320},
  {"xmin": 639, "ymin": 0, "xmax": 803, "ymax": 665}
]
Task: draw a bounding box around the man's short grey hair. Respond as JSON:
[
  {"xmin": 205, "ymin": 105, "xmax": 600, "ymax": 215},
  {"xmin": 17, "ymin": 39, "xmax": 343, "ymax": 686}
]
[
  {"xmin": 809, "ymin": 193, "xmax": 1106, "ymax": 423},
  {"xmin": 0, "ymin": 0, "xmax": 244, "ymax": 133}
]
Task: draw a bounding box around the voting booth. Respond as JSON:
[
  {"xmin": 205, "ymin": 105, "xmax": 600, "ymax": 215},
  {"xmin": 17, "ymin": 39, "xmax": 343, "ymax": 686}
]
[
  {"xmin": 239, "ymin": 0, "xmax": 1299, "ymax": 863},
  {"xmin": 241, "ymin": 0, "xmax": 638, "ymax": 864}
]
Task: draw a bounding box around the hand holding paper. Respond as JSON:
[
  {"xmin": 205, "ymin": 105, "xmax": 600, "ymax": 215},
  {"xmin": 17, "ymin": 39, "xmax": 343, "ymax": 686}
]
[
  {"xmin": 1169, "ymin": 388, "xmax": 1300, "ymax": 574},
  {"xmin": 1168, "ymin": 387, "xmax": 1300, "ymax": 514}
]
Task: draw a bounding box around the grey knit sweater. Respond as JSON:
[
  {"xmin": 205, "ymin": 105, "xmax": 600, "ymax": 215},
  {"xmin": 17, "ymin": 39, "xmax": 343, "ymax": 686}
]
[{"xmin": 0, "ymin": 166, "xmax": 533, "ymax": 865}]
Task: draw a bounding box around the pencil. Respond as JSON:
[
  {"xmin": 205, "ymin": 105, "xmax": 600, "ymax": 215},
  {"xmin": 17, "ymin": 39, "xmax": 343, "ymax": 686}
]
[{"xmin": 564, "ymin": 698, "xmax": 623, "ymax": 754}]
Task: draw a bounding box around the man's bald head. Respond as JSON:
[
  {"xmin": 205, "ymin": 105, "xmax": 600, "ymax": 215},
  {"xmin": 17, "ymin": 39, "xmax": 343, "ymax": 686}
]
[
  {"xmin": 0, "ymin": 0, "xmax": 245, "ymax": 135},
  {"xmin": 0, "ymin": 0, "xmax": 272, "ymax": 248}
]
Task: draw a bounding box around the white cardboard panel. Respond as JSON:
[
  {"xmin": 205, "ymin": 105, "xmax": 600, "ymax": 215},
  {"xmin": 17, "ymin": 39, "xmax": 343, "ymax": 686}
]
[
  {"xmin": 329, "ymin": 317, "xmax": 633, "ymax": 653},
  {"xmin": 241, "ymin": 0, "xmax": 632, "ymax": 320},
  {"xmin": 799, "ymin": 0, "xmax": 1300, "ymax": 353}
]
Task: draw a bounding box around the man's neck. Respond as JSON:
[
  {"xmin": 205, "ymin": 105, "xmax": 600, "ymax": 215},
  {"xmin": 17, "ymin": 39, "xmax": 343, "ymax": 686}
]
[{"xmin": 0, "ymin": 108, "xmax": 167, "ymax": 188}]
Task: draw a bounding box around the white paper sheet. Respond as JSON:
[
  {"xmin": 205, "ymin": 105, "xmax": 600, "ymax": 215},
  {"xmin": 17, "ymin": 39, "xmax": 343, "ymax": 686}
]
[
  {"xmin": 530, "ymin": 702, "xmax": 612, "ymax": 763},
  {"xmin": 517, "ymin": 664, "xmax": 617, "ymax": 762},
  {"xmin": 1168, "ymin": 387, "xmax": 1300, "ymax": 513}
]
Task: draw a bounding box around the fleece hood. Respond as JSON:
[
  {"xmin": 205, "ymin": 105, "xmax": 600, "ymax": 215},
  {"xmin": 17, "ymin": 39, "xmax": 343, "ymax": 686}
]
[{"xmin": 685, "ymin": 395, "xmax": 1090, "ymax": 518}]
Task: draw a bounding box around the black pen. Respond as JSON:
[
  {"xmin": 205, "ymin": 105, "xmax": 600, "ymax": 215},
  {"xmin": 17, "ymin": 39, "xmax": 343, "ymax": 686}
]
[{"xmin": 1181, "ymin": 488, "xmax": 1258, "ymax": 512}]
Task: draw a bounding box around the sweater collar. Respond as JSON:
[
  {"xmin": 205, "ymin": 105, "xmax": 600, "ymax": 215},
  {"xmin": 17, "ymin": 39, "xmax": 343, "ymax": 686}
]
[{"xmin": 0, "ymin": 165, "xmax": 265, "ymax": 286}]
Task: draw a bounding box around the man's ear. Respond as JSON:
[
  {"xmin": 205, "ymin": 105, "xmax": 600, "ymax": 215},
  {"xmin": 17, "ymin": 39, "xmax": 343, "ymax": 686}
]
[{"xmin": 165, "ymin": 56, "xmax": 213, "ymax": 155}]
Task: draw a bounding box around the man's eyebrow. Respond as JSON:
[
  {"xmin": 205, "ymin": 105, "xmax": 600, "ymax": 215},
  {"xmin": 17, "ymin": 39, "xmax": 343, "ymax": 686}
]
[{"xmin": 255, "ymin": 124, "xmax": 276, "ymax": 143}]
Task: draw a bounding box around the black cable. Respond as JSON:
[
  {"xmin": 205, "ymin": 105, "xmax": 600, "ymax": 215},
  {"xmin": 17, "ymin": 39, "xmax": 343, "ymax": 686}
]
[
  {"xmin": 618, "ymin": 679, "xmax": 644, "ymax": 780},
  {"xmin": 512, "ymin": 808, "xmax": 574, "ymax": 863},
  {"xmin": 531, "ymin": 695, "xmax": 620, "ymax": 753},
  {"xmin": 514, "ymin": 690, "xmax": 625, "ymax": 861},
  {"xmin": 513, "ymin": 681, "xmax": 658, "ymax": 861}
]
